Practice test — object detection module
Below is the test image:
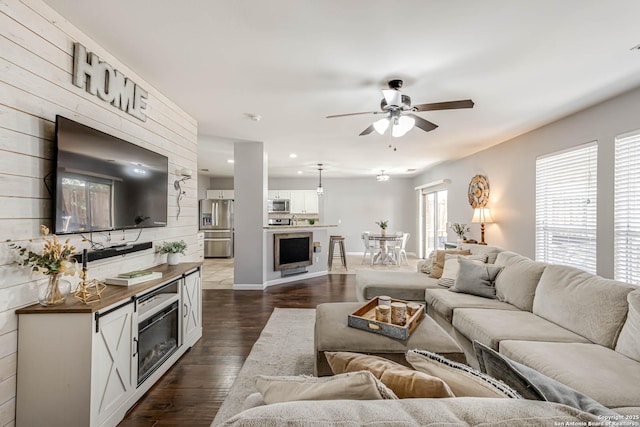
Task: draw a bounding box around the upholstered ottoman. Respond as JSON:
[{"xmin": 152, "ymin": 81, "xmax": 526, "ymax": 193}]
[{"xmin": 314, "ymin": 302, "xmax": 465, "ymax": 376}]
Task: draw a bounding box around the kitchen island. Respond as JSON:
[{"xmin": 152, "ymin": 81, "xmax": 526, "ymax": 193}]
[{"xmin": 233, "ymin": 225, "xmax": 338, "ymax": 290}]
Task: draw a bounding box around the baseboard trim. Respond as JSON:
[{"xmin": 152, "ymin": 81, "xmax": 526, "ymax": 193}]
[
  {"xmin": 264, "ymin": 270, "xmax": 328, "ymax": 288},
  {"xmin": 232, "ymin": 270, "xmax": 329, "ymax": 290}
]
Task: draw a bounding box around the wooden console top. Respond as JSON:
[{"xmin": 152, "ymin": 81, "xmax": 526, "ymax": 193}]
[{"xmin": 16, "ymin": 262, "xmax": 203, "ymax": 315}]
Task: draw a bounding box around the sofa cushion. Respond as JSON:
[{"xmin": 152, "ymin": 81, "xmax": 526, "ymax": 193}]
[
  {"xmin": 424, "ymin": 289, "xmax": 518, "ymax": 322},
  {"xmin": 500, "ymin": 340, "xmax": 640, "ymax": 409},
  {"xmin": 221, "ymin": 398, "xmax": 602, "ymax": 427},
  {"xmin": 452, "ymin": 308, "xmax": 590, "ymax": 351},
  {"xmin": 255, "ymin": 371, "xmax": 397, "ymax": 404},
  {"xmin": 449, "ymin": 259, "xmax": 503, "ymax": 298},
  {"xmin": 532, "ymin": 265, "xmax": 637, "ymax": 348},
  {"xmin": 615, "ymin": 289, "xmax": 640, "ymax": 363},
  {"xmin": 494, "ymin": 251, "xmax": 546, "ymax": 311},
  {"xmin": 406, "ymin": 349, "xmax": 521, "ymax": 398},
  {"xmin": 473, "ymin": 341, "xmax": 623, "ymax": 419},
  {"xmin": 430, "ymin": 250, "xmax": 471, "ymax": 278},
  {"xmin": 324, "ymin": 352, "xmax": 454, "ymax": 399},
  {"xmin": 355, "ymin": 270, "xmax": 440, "ymax": 301},
  {"xmin": 457, "ymin": 243, "xmax": 503, "ymax": 264}
]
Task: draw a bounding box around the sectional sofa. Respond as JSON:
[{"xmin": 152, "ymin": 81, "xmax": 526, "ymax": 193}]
[{"xmin": 356, "ymin": 244, "xmax": 640, "ymax": 416}]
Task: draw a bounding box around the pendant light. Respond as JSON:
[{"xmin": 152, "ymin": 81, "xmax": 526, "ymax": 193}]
[{"xmin": 317, "ymin": 163, "xmax": 324, "ymax": 195}]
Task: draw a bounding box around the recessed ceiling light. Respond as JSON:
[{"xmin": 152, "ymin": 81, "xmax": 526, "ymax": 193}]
[
  {"xmin": 227, "ymin": 159, "xmax": 234, "ymax": 164},
  {"xmin": 297, "ymin": 170, "xmax": 303, "ymax": 174},
  {"xmin": 245, "ymin": 113, "xmax": 261, "ymax": 122},
  {"xmin": 289, "ymin": 153, "xmax": 297, "ymax": 158}
]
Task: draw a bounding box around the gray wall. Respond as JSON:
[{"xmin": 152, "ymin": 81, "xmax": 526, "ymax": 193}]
[
  {"xmin": 209, "ymin": 177, "xmax": 235, "ymax": 190},
  {"xmin": 413, "ymin": 85, "xmax": 640, "ymax": 279},
  {"xmin": 197, "ymin": 173, "xmax": 210, "ymax": 200},
  {"xmin": 233, "ymin": 142, "xmax": 268, "ymax": 286}
]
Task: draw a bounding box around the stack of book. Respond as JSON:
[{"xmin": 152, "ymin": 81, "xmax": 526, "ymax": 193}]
[{"xmin": 106, "ymin": 270, "xmax": 163, "ymax": 286}]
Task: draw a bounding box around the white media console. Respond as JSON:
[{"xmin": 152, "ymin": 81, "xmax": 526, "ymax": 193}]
[{"xmin": 15, "ymin": 262, "xmax": 203, "ymax": 427}]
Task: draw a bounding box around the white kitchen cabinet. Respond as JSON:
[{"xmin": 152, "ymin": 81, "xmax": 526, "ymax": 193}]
[
  {"xmin": 290, "ymin": 190, "xmax": 319, "ymax": 213},
  {"xmin": 268, "ymin": 190, "xmax": 291, "ymax": 200},
  {"xmin": 206, "ymin": 189, "xmax": 234, "ymax": 199},
  {"xmin": 16, "ymin": 264, "xmax": 203, "ymax": 427}
]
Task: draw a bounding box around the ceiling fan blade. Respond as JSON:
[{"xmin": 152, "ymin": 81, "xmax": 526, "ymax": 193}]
[
  {"xmin": 326, "ymin": 111, "xmax": 379, "ymax": 119},
  {"xmin": 413, "ymin": 99, "xmax": 475, "ymax": 112},
  {"xmin": 359, "ymin": 124, "xmax": 375, "ymax": 136},
  {"xmin": 409, "ymin": 114, "xmax": 438, "ymax": 132}
]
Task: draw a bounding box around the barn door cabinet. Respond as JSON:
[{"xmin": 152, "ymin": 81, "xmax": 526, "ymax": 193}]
[{"xmin": 15, "ymin": 263, "xmax": 202, "ymax": 427}]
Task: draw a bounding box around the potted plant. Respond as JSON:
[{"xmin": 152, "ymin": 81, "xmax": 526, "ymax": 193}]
[
  {"xmin": 450, "ymin": 223, "xmax": 471, "ymax": 243},
  {"xmin": 8, "ymin": 224, "xmax": 77, "ymax": 305},
  {"xmin": 158, "ymin": 240, "xmax": 187, "ymax": 265},
  {"xmin": 375, "ymin": 220, "xmax": 389, "ymax": 236}
]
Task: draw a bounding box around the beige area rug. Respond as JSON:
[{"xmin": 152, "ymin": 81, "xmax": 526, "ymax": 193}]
[{"xmin": 211, "ymin": 308, "xmax": 316, "ymax": 426}]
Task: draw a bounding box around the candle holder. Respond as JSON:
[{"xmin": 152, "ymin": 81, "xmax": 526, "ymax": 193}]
[{"xmin": 74, "ymin": 267, "xmax": 106, "ymax": 305}]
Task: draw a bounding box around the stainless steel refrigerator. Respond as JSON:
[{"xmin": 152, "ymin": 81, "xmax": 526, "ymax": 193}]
[{"xmin": 200, "ymin": 199, "xmax": 234, "ymax": 258}]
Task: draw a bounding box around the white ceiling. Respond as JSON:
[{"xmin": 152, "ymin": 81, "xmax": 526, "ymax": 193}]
[{"xmin": 43, "ymin": 0, "xmax": 640, "ymax": 178}]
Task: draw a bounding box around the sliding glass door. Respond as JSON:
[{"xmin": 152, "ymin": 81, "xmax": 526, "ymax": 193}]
[{"xmin": 420, "ymin": 190, "xmax": 447, "ymax": 257}]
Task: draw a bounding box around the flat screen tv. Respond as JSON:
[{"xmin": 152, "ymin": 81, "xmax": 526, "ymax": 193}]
[
  {"xmin": 54, "ymin": 115, "xmax": 168, "ymax": 235},
  {"xmin": 274, "ymin": 232, "xmax": 313, "ymax": 271}
]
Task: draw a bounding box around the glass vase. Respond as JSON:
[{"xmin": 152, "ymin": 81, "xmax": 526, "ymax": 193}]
[{"xmin": 38, "ymin": 273, "xmax": 70, "ymax": 306}]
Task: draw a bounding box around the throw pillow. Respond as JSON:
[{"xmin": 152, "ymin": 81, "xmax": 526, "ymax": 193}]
[
  {"xmin": 420, "ymin": 250, "xmax": 438, "ymax": 274},
  {"xmin": 436, "ymin": 254, "xmax": 489, "ymax": 288},
  {"xmin": 615, "ymin": 289, "xmax": 640, "ymax": 363},
  {"xmin": 449, "ymin": 258, "xmax": 504, "ymax": 299},
  {"xmin": 325, "ymin": 351, "xmax": 454, "ymax": 399},
  {"xmin": 429, "ymin": 250, "xmax": 471, "ymax": 279},
  {"xmin": 406, "ymin": 349, "xmax": 521, "ymax": 399},
  {"xmin": 473, "ymin": 341, "xmax": 624, "ymax": 419},
  {"xmin": 255, "ymin": 371, "xmax": 398, "ymax": 405}
]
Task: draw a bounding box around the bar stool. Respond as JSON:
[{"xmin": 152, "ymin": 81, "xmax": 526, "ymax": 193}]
[{"xmin": 328, "ymin": 235, "xmax": 347, "ymax": 270}]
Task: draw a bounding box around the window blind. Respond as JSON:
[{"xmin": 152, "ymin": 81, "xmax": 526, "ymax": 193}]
[
  {"xmin": 535, "ymin": 142, "xmax": 597, "ymax": 273},
  {"xmin": 614, "ymin": 130, "xmax": 640, "ymax": 285}
]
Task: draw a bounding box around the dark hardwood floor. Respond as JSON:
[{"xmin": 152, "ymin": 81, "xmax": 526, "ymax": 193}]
[{"xmin": 119, "ymin": 274, "xmax": 358, "ymax": 426}]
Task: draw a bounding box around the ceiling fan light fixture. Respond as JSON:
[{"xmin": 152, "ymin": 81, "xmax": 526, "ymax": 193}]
[
  {"xmin": 373, "ymin": 118, "xmax": 390, "ymax": 135},
  {"xmin": 392, "ymin": 115, "xmax": 415, "ymax": 137},
  {"xmin": 382, "ymin": 89, "xmax": 402, "ymax": 107}
]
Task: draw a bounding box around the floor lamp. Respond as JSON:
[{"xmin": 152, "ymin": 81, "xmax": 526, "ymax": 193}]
[{"xmin": 472, "ymin": 208, "xmax": 494, "ymax": 245}]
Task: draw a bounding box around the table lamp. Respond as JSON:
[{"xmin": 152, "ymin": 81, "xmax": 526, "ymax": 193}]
[{"xmin": 472, "ymin": 208, "xmax": 494, "ymax": 245}]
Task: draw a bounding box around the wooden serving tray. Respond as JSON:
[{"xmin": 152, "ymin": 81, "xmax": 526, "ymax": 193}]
[{"xmin": 347, "ymin": 297, "xmax": 425, "ymax": 341}]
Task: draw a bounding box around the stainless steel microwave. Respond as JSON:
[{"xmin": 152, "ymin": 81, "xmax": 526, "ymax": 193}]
[{"xmin": 268, "ymin": 199, "xmax": 290, "ymax": 213}]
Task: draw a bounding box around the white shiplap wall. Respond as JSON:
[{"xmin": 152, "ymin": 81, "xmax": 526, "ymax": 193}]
[{"xmin": 0, "ymin": 1, "xmax": 199, "ymax": 424}]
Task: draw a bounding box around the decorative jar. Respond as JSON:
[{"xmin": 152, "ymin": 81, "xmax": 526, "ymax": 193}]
[{"xmin": 167, "ymin": 253, "xmax": 180, "ymax": 265}]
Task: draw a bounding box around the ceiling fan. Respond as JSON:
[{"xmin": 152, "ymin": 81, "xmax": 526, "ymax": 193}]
[{"xmin": 326, "ymin": 79, "xmax": 474, "ymax": 137}]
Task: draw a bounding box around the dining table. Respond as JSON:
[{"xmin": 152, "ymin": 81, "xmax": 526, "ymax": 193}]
[{"xmin": 368, "ymin": 234, "xmax": 403, "ymax": 265}]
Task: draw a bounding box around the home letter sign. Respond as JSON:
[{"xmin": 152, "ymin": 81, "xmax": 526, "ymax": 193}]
[{"xmin": 72, "ymin": 43, "xmax": 148, "ymax": 121}]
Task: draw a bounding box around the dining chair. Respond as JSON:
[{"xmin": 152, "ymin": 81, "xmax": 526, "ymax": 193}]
[
  {"xmin": 361, "ymin": 232, "xmax": 377, "ymax": 264},
  {"xmin": 394, "ymin": 233, "xmax": 410, "ymax": 265}
]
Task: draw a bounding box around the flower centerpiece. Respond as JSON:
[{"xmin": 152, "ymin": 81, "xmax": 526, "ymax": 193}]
[
  {"xmin": 450, "ymin": 223, "xmax": 471, "ymax": 243},
  {"xmin": 8, "ymin": 225, "xmax": 77, "ymax": 306},
  {"xmin": 375, "ymin": 220, "xmax": 389, "ymax": 236},
  {"xmin": 157, "ymin": 240, "xmax": 188, "ymax": 265}
]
